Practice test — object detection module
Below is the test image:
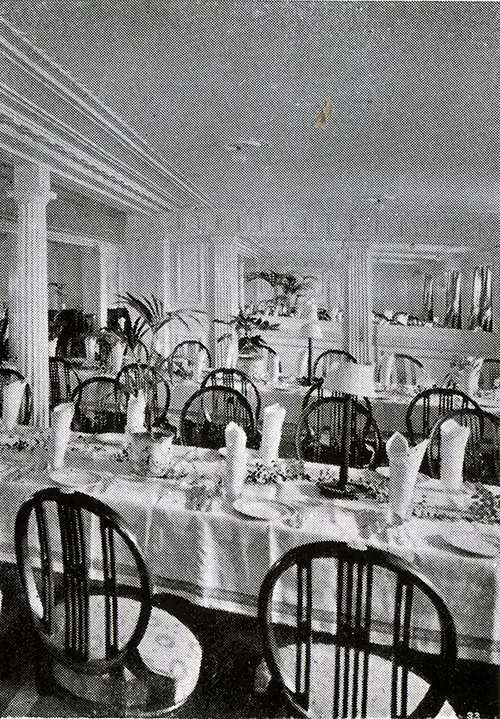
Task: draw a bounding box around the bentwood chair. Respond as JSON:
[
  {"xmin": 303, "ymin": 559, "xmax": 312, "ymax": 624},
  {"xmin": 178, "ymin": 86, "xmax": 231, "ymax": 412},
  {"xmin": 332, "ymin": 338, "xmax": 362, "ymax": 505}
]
[
  {"xmin": 406, "ymin": 387, "xmax": 482, "ymax": 446},
  {"xmin": 71, "ymin": 377, "xmax": 129, "ymax": 433},
  {"xmin": 201, "ymin": 368, "xmax": 262, "ymax": 421},
  {"xmin": 295, "ymin": 396, "xmax": 382, "ymax": 468},
  {"xmin": 392, "ymin": 354, "xmax": 425, "ymax": 386},
  {"xmin": 313, "ymin": 349, "xmax": 357, "ymax": 378},
  {"xmin": 478, "ymin": 358, "xmax": 500, "ymax": 391},
  {"xmin": 302, "ymin": 378, "xmax": 373, "ymax": 414},
  {"xmin": 168, "ymin": 341, "xmax": 212, "ymax": 381},
  {"xmin": 15, "ymin": 488, "xmax": 202, "ymax": 716},
  {"xmin": 427, "ymin": 408, "xmax": 500, "ymax": 485},
  {"xmin": 179, "ymin": 385, "xmax": 258, "ymax": 449},
  {"xmin": 257, "ymin": 541, "xmax": 457, "ymax": 719},
  {"xmin": 116, "ymin": 363, "xmax": 171, "ymax": 430},
  {"xmin": 0, "ymin": 366, "xmax": 32, "ymax": 424},
  {"xmin": 49, "ymin": 357, "xmax": 81, "ymax": 412}
]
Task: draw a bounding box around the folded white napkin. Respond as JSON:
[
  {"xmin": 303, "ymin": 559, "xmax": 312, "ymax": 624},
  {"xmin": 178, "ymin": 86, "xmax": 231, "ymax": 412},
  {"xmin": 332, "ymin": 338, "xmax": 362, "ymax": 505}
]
[
  {"xmin": 301, "ymin": 299, "xmax": 319, "ymax": 322},
  {"xmin": 110, "ymin": 342, "xmax": 126, "ymax": 373},
  {"xmin": 52, "ymin": 402, "xmax": 75, "ymax": 469},
  {"xmin": 457, "ymin": 358, "xmax": 484, "ymax": 396},
  {"xmin": 48, "ymin": 338, "xmax": 58, "ymax": 357},
  {"xmin": 225, "ymin": 421, "xmax": 247, "ymax": 501},
  {"xmin": 386, "ymin": 432, "xmax": 428, "ymax": 522},
  {"xmin": 84, "ymin": 337, "xmax": 97, "ymax": 360},
  {"xmin": 260, "ymin": 403, "xmax": 286, "ymax": 465},
  {"xmin": 296, "ymin": 349, "xmax": 308, "ymax": 379},
  {"xmin": 271, "ymin": 353, "xmax": 281, "ymax": 384},
  {"xmin": 226, "ymin": 344, "xmax": 237, "ymax": 369},
  {"xmin": 194, "ymin": 350, "xmax": 206, "ymax": 383},
  {"xmin": 2, "ymin": 379, "xmax": 26, "ymax": 431},
  {"xmin": 126, "ymin": 390, "xmax": 147, "ymax": 434},
  {"xmin": 379, "ymin": 353, "xmax": 395, "ymax": 387},
  {"xmin": 439, "ymin": 418, "xmax": 470, "ymax": 492},
  {"xmin": 148, "ymin": 434, "xmax": 174, "ymax": 476},
  {"xmin": 322, "ymin": 362, "xmax": 340, "ymax": 393}
]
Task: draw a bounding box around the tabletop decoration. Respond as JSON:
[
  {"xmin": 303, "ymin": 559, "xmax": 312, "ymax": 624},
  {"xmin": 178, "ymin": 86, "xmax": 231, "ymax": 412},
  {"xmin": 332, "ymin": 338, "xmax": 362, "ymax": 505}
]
[
  {"xmin": 259, "ymin": 403, "xmax": 286, "ymax": 465},
  {"xmin": 299, "ymin": 299, "xmax": 323, "ymax": 385},
  {"xmin": 51, "ymin": 402, "xmax": 75, "ymax": 469},
  {"xmin": 379, "ymin": 353, "xmax": 395, "ymax": 389},
  {"xmin": 446, "ymin": 356, "xmax": 483, "ymax": 396},
  {"xmin": 247, "ymin": 458, "xmax": 305, "ymax": 485},
  {"xmin": 126, "ymin": 390, "xmax": 147, "ymax": 434},
  {"xmin": 439, "ymin": 418, "xmax": 470, "ymax": 492},
  {"xmin": 148, "ymin": 433, "xmax": 174, "ymax": 477},
  {"xmin": 129, "ymin": 432, "xmax": 153, "ymax": 475},
  {"xmin": 2, "ymin": 378, "xmax": 26, "ymax": 431},
  {"xmin": 316, "ymin": 466, "xmax": 389, "ymax": 502},
  {"xmin": 467, "ymin": 483, "xmax": 500, "ymax": 525},
  {"xmin": 224, "ymin": 421, "xmax": 247, "ymax": 501}
]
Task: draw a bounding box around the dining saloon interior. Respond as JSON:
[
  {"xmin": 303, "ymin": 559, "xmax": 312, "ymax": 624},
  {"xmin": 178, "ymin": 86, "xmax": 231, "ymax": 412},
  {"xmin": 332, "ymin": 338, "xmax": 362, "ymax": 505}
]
[{"xmin": 0, "ymin": 2, "xmax": 499, "ymax": 718}]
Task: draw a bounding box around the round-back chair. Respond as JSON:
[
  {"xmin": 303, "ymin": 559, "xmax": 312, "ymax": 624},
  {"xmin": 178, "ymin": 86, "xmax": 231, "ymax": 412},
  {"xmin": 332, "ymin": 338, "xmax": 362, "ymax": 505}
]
[
  {"xmin": 15, "ymin": 488, "xmax": 202, "ymax": 716},
  {"xmin": 71, "ymin": 377, "xmax": 130, "ymax": 434},
  {"xmin": 168, "ymin": 340, "xmax": 212, "ymax": 381},
  {"xmin": 392, "ymin": 354, "xmax": 424, "ymax": 386},
  {"xmin": 427, "ymin": 407, "xmax": 500, "ymax": 485},
  {"xmin": 313, "ymin": 349, "xmax": 357, "ymax": 378},
  {"xmin": 201, "ymin": 368, "xmax": 261, "ymax": 421},
  {"xmin": 302, "ymin": 377, "xmax": 373, "ymax": 415},
  {"xmin": 258, "ymin": 541, "xmax": 457, "ymax": 719},
  {"xmin": 49, "ymin": 357, "xmax": 81, "ymax": 412},
  {"xmin": 116, "ymin": 363, "xmax": 171, "ymax": 430},
  {"xmin": 406, "ymin": 387, "xmax": 482, "ymax": 446},
  {"xmin": 295, "ymin": 395, "xmax": 382, "ymax": 468},
  {"xmin": 0, "ymin": 366, "xmax": 32, "ymax": 424},
  {"xmin": 179, "ymin": 385, "xmax": 258, "ymax": 449}
]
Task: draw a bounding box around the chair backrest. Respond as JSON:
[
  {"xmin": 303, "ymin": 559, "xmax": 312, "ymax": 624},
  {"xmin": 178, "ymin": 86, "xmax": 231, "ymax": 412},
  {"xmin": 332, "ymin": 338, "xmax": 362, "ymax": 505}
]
[
  {"xmin": 15, "ymin": 488, "xmax": 151, "ymax": 676},
  {"xmin": 295, "ymin": 395, "xmax": 382, "ymax": 467},
  {"xmin": 49, "ymin": 357, "xmax": 81, "ymax": 411},
  {"xmin": 0, "ymin": 366, "xmax": 32, "ymax": 424},
  {"xmin": 116, "ymin": 363, "xmax": 171, "ymax": 429},
  {"xmin": 71, "ymin": 377, "xmax": 129, "ymax": 433},
  {"xmin": 169, "ymin": 341, "xmax": 212, "ymax": 380},
  {"xmin": 201, "ymin": 368, "xmax": 261, "ymax": 420},
  {"xmin": 426, "ymin": 407, "xmax": 500, "ymax": 485},
  {"xmin": 393, "ymin": 354, "xmax": 424, "ymax": 386},
  {"xmin": 302, "ymin": 378, "xmax": 373, "ymax": 415},
  {"xmin": 478, "ymin": 358, "xmax": 500, "ymax": 391},
  {"xmin": 179, "ymin": 385, "xmax": 256, "ymax": 448},
  {"xmin": 406, "ymin": 387, "xmax": 482, "ymax": 445},
  {"xmin": 259, "ymin": 541, "xmax": 457, "ymax": 719},
  {"xmin": 313, "ymin": 349, "xmax": 357, "ymax": 378}
]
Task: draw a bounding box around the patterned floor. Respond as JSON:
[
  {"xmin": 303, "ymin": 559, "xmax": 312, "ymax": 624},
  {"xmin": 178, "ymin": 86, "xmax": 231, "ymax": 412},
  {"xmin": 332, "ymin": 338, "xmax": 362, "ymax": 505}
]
[{"xmin": 0, "ymin": 569, "xmax": 497, "ymax": 718}]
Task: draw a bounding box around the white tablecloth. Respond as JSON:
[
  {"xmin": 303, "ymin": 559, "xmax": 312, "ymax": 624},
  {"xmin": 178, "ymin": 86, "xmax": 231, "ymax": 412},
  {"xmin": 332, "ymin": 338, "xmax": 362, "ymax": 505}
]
[{"xmin": 0, "ymin": 431, "xmax": 498, "ymax": 664}]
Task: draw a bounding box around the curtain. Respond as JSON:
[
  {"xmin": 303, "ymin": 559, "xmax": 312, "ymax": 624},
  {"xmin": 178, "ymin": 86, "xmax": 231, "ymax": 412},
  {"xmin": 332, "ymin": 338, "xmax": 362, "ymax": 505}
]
[
  {"xmin": 422, "ymin": 274, "xmax": 434, "ymax": 322},
  {"xmin": 443, "ymin": 270, "xmax": 462, "ymax": 328},
  {"xmin": 469, "ymin": 265, "xmax": 492, "ymax": 332}
]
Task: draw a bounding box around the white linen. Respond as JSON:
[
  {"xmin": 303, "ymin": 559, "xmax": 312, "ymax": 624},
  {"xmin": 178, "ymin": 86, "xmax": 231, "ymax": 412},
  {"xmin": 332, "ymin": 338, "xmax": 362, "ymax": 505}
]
[
  {"xmin": 51, "ymin": 402, "xmax": 75, "ymax": 469},
  {"xmin": 271, "ymin": 353, "xmax": 281, "ymax": 384},
  {"xmin": 259, "ymin": 403, "xmax": 286, "ymax": 464},
  {"xmin": 148, "ymin": 435, "xmax": 174, "ymax": 476},
  {"xmin": 48, "ymin": 338, "xmax": 58, "ymax": 357},
  {"xmin": 2, "ymin": 379, "xmax": 26, "ymax": 430},
  {"xmin": 126, "ymin": 390, "xmax": 147, "ymax": 434},
  {"xmin": 379, "ymin": 353, "xmax": 395, "ymax": 387},
  {"xmin": 110, "ymin": 342, "xmax": 126, "ymax": 373},
  {"xmin": 456, "ymin": 358, "xmax": 484, "ymax": 396},
  {"xmin": 387, "ymin": 432, "xmax": 428, "ymax": 521},
  {"xmin": 225, "ymin": 344, "xmax": 237, "ymax": 369},
  {"xmin": 224, "ymin": 422, "xmax": 247, "ymax": 501},
  {"xmin": 296, "ymin": 349, "xmax": 308, "ymax": 379},
  {"xmin": 439, "ymin": 419, "xmax": 470, "ymax": 492},
  {"xmin": 84, "ymin": 337, "xmax": 97, "ymax": 360}
]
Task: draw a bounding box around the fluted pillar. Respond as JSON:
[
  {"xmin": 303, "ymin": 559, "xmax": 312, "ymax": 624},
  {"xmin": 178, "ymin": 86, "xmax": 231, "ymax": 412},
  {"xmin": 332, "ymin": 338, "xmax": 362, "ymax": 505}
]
[
  {"xmin": 8, "ymin": 164, "xmax": 56, "ymax": 427},
  {"xmin": 341, "ymin": 240, "xmax": 374, "ymax": 364},
  {"xmin": 207, "ymin": 237, "xmax": 239, "ymax": 367}
]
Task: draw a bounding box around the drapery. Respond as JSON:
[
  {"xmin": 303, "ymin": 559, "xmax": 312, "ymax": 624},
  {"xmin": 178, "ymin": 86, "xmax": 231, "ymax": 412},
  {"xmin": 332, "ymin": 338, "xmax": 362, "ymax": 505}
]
[
  {"xmin": 422, "ymin": 274, "xmax": 434, "ymax": 322},
  {"xmin": 443, "ymin": 270, "xmax": 462, "ymax": 328},
  {"xmin": 469, "ymin": 265, "xmax": 492, "ymax": 332}
]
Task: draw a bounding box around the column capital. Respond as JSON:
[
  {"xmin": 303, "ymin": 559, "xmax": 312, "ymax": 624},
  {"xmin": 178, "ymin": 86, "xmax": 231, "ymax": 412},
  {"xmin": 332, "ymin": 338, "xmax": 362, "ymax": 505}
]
[{"xmin": 7, "ymin": 163, "xmax": 56, "ymax": 205}]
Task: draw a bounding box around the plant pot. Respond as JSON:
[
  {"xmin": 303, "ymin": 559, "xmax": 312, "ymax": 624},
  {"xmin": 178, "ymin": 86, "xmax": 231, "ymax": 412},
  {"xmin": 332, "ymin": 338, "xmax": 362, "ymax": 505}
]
[{"xmin": 237, "ymin": 353, "xmax": 265, "ymax": 379}]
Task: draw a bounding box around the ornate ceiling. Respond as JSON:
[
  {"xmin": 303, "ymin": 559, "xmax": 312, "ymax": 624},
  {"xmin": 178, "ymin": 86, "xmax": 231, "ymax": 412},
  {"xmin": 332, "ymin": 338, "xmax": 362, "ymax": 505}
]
[{"xmin": 3, "ymin": 1, "xmax": 500, "ymax": 244}]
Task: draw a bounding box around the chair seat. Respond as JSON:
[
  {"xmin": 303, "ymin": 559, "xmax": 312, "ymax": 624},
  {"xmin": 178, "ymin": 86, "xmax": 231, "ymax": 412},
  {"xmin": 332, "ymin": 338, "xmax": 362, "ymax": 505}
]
[
  {"xmin": 255, "ymin": 643, "xmax": 456, "ymax": 718},
  {"xmin": 51, "ymin": 595, "xmax": 202, "ymax": 710}
]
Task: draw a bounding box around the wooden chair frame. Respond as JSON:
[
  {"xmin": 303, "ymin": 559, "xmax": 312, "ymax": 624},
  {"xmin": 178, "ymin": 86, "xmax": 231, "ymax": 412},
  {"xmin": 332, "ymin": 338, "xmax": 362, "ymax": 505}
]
[
  {"xmin": 201, "ymin": 367, "xmax": 262, "ymax": 421},
  {"xmin": 406, "ymin": 387, "xmax": 482, "ymax": 446}
]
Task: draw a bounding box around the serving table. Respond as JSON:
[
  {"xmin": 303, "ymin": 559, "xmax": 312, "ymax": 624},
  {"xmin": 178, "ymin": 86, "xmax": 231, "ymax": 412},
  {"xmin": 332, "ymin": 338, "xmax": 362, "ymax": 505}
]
[{"xmin": 0, "ymin": 428, "xmax": 498, "ymax": 665}]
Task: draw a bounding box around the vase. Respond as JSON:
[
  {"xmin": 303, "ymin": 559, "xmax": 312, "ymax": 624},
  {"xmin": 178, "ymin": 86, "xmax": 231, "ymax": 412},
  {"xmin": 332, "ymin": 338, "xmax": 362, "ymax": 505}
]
[{"xmin": 237, "ymin": 353, "xmax": 265, "ymax": 380}]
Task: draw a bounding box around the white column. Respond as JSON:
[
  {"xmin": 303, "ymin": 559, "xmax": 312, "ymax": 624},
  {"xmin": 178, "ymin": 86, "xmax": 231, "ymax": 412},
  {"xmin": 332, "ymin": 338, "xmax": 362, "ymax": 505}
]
[
  {"xmin": 341, "ymin": 240, "xmax": 374, "ymax": 364},
  {"xmin": 81, "ymin": 245, "xmax": 100, "ymax": 327},
  {"xmin": 97, "ymin": 243, "xmax": 111, "ymax": 329},
  {"xmin": 7, "ymin": 163, "xmax": 56, "ymax": 427},
  {"xmin": 207, "ymin": 237, "xmax": 239, "ymax": 367}
]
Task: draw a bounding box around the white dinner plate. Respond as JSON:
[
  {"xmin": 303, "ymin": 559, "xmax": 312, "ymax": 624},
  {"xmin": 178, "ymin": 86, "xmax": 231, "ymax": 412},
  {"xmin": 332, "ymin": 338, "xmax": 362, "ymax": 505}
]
[
  {"xmin": 441, "ymin": 531, "xmax": 499, "ymax": 558},
  {"xmin": 232, "ymin": 498, "xmax": 296, "ymax": 522},
  {"xmin": 50, "ymin": 467, "xmax": 102, "ymax": 489}
]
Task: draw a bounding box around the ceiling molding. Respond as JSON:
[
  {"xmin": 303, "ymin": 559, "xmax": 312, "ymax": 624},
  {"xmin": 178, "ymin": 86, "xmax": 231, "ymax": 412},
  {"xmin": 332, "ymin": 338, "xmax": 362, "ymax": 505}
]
[
  {"xmin": 0, "ymin": 19, "xmax": 211, "ymax": 212},
  {"xmin": 0, "ymin": 216, "xmax": 108, "ymax": 247}
]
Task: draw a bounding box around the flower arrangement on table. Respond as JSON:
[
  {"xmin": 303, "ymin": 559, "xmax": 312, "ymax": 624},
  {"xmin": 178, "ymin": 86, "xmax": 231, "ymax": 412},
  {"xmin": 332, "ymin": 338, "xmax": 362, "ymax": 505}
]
[
  {"xmin": 246, "ymin": 458, "xmax": 306, "ymax": 484},
  {"xmin": 315, "ymin": 466, "xmax": 389, "ymax": 502},
  {"xmin": 215, "ymin": 307, "xmax": 280, "ymax": 356}
]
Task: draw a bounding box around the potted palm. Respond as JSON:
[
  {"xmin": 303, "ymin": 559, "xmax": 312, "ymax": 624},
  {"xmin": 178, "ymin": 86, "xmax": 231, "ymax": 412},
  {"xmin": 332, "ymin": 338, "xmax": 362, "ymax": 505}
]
[
  {"xmin": 215, "ymin": 308, "xmax": 279, "ymax": 377},
  {"xmin": 246, "ymin": 271, "xmax": 318, "ymax": 317}
]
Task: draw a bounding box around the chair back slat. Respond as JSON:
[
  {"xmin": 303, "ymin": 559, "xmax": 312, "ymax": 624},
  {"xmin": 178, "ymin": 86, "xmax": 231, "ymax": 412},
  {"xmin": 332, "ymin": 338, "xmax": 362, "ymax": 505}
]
[
  {"xmin": 49, "ymin": 357, "xmax": 80, "ymax": 412},
  {"xmin": 168, "ymin": 341, "xmax": 211, "ymax": 381},
  {"xmin": 406, "ymin": 387, "xmax": 482, "ymax": 445},
  {"xmin": 116, "ymin": 363, "xmax": 171, "ymax": 430},
  {"xmin": 313, "ymin": 349, "xmax": 357, "ymax": 379},
  {"xmin": 71, "ymin": 377, "xmax": 130, "ymax": 433},
  {"xmin": 201, "ymin": 368, "xmax": 261, "ymax": 421}
]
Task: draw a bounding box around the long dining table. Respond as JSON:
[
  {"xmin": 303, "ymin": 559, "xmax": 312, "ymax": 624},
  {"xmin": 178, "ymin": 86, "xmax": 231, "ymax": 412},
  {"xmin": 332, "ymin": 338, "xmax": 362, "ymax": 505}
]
[{"xmin": 0, "ymin": 426, "xmax": 498, "ymax": 666}]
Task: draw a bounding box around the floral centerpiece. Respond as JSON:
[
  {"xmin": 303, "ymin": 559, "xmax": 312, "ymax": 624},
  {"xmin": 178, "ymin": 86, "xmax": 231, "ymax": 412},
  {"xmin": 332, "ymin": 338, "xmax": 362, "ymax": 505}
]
[{"xmin": 214, "ymin": 307, "xmax": 279, "ymax": 375}]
